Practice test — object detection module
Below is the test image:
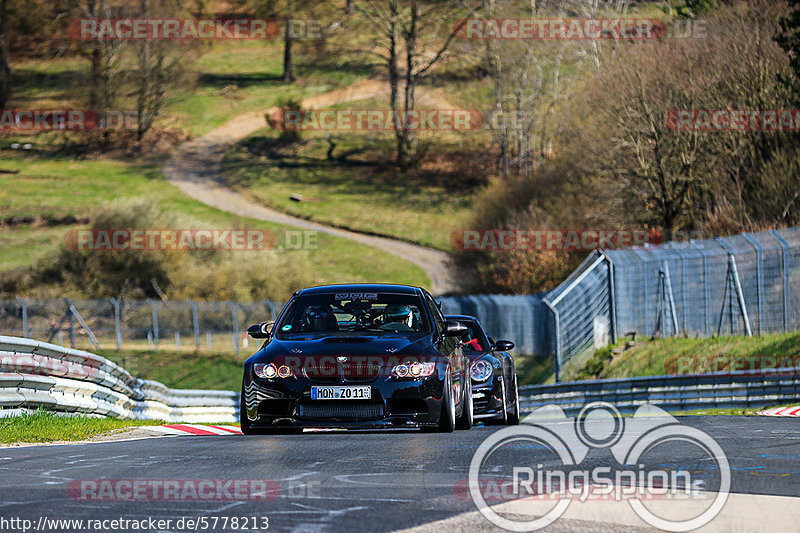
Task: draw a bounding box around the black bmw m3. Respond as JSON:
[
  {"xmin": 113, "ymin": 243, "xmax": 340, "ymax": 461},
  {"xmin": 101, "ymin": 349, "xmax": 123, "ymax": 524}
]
[{"xmin": 240, "ymin": 284, "xmax": 473, "ymax": 434}]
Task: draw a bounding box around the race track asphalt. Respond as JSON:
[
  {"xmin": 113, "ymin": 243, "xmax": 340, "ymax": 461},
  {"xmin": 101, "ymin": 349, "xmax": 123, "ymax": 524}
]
[{"xmin": 1, "ymin": 416, "xmax": 799, "ymax": 532}]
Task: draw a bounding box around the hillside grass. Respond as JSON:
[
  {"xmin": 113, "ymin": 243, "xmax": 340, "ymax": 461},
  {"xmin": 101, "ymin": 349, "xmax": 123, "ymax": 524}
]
[
  {"xmin": 221, "ymin": 103, "xmax": 485, "ymax": 250},
  {"xmin": 575, "ymin": 332, "xmax": 800, "ymax": 381}
]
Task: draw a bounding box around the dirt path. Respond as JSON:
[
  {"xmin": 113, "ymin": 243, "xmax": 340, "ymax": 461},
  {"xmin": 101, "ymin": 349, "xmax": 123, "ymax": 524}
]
[{"xmin": 164, "ymin": 79, "xmax": 455, "ymax": 294}]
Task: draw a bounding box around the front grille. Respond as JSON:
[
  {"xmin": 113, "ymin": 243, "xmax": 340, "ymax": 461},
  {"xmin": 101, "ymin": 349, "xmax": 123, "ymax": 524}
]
[
  {"xmin": 303, "ymin": 363, "xmax": 381, "ymax": 384},
  {"xmin": 473, "ymin": 395, "xmax": 491, "ymax": 413},
  {"xmin": 298, "ymin": 402, "xmax": 384, "ymax": 420}
]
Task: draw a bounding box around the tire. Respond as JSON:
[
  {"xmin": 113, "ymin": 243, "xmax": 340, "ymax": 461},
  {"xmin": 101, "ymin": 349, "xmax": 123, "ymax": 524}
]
[
  {"xmin": 507, "ymin": 372, "xmax": 520, "ymax": 425},
  {"xmin": 437, "ymin": 373, "xmax": 456, "ymax": 433},
  {"xmin": 456, "ymin": 378, "xmax": 473, "ymax": 430}
]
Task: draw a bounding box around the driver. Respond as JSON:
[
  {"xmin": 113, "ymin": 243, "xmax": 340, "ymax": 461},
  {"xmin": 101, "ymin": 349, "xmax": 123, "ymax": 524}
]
[
  {"xmin": 301, "ymin": 304, "xmax": 338, "ymax": 332},
  {"xmin": 380, "ymin": 304, "xmax": 415, "ymax": 329}
]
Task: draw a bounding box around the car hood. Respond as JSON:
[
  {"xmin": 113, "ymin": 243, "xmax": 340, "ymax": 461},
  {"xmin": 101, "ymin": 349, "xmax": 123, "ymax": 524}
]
[{"xmin": 248, "ymin": 334, "xmax": 436, "ymax": 362}]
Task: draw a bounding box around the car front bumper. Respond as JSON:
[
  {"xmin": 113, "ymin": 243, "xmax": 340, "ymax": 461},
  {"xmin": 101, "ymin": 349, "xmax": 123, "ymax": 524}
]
[{"xmin": 243, "ymin": 374, "xmax": 448, "ymax": 429}]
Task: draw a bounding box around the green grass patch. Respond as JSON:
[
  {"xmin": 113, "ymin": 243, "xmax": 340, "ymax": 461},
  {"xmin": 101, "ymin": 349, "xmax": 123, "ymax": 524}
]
[
  {"xmin": 0, "ymin": 409, "xmax": 159, "ymax": 445},
  {"xmin": 221, "ymin": 126, "xmax": 481, "ymax": 250},
  {"xmin": 0, "ymin": 151, "xmax": 430, "ymax": 297},
  {"xmin": 516, "ymin": 354, "xmax": 556, "ymax": 385},
  {"xmin": 574, "ymin": 332, "xmax": 800, "ymax": 380},
  {"xmin": 98, "ymin": 349, "xmax": 245, "ymax": 391}
]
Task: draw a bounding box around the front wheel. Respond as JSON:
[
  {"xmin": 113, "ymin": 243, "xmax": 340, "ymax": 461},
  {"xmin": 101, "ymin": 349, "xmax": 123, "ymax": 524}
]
[
  {"xmin": 507, "ymin": 372, "xmax": 520, "ymax": 425},
  {"xmin": 455, "ymin": 379, "xmax": 473, "ymax": 430},
  {"xmin": 436, "ymin": 373, "xmax": 456, "ymax": 433}
]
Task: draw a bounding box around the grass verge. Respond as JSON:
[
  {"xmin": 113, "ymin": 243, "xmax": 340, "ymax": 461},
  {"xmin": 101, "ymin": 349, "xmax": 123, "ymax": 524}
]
[{"xmin": 0, "ymin": 409, "xmax": 160, "ymax": 445}]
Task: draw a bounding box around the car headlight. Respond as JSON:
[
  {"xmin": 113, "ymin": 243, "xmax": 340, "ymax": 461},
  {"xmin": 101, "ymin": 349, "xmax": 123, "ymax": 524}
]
[
  {"xmin": 391, "ymin": 362, "xmax": 436, "ymax": 378},
  {"xmin": 470, "ymin": 359, "xmax": 493, "ymax": 382},
  {"xmin": 253, "ymin": 363, "xmax": 294, "ymax": 379}
]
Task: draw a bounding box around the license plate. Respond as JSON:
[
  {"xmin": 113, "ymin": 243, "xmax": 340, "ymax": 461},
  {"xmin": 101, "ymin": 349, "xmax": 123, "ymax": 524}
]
[{"xmin": 311, "ymin": 386, "xmax": 371, "ymax": 400}]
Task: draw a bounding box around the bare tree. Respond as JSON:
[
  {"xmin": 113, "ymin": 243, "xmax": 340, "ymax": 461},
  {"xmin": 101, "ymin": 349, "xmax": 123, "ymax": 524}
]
[{"xmin": 356, "ymin": 0, "xmax": 479, "ymax": 170}]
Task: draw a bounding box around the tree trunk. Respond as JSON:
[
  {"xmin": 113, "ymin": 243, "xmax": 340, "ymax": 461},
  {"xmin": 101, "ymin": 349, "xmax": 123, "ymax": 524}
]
[
  {"xmin": 87, "ymin": 0, "xmax": 103, "ymax": 110},
  {"xmin": 282, "ymin": 9, "xmax": 295, "ymax": 83},
  {"xmin": 0, "ymin": 0, "xmax": 11, "ymax": 110}
]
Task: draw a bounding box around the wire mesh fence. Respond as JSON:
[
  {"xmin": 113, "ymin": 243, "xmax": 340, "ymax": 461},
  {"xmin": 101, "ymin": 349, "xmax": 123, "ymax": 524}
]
[
  {"xmin": 0, "ymin": 298, "xmax": 281, "ymax": 355},
  {"xmin": 547, "ymin": 227, "xmax": 800, "ymax": 381},
  {"xmin": 2, "ymin": 225, "xmax": 797, "ymax": 378}
]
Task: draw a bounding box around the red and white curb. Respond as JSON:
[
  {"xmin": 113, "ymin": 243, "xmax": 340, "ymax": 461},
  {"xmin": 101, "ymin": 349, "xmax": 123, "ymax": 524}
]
[
  {"xmin": 758, "ymin": 406, "xmax": 800, "ymax": 417},
  {"xmin": 144, "ymin": 424, "xmax": 243, "ymax": 436},
  {"xmin": 142, "ymin": 425, "xmax": 343, "ymax": 436}
]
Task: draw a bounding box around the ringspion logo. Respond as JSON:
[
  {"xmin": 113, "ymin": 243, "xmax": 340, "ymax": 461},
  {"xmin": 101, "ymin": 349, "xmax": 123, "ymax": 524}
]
[{"xmin": 469, "ymin": 403, "xmax": 729, "ymax": 531}]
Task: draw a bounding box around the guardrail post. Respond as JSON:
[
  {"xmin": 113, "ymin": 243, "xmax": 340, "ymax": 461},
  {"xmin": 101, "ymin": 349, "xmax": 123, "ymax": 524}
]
[
  {"xmin": 227, "ymin": 301, "xmax": 240, "ymax": 355},
  {"xmin": 769, "ymin": 230, "xmax": 791, "ymax": 332},
  {"xmin": 742, "ymin": 233, "xmax": 763, "ymax": 335},
  {"xmin": 15, "ymin": 295, "xmax": 28, "ymax": 338},
  {"xmin": 187, "ymin": 299, "xmax": 200, "ymax": 351},
  {"xmin": 109, "ymin": 298, "xmax": 122, "ymax": 350},
  {"xmin": 146, "ymin": 298, "xmax": 159, "ymax": 350}
]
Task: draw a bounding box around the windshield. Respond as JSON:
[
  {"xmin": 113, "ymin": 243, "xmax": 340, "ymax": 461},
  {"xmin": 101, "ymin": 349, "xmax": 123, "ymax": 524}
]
[
  {"xmin": 275, "ymin": 292, "xmax": 431, "ymax": 337},
  {"xmin": 458, "ymin": 321, "xmax": 491, "ymax": 353}
]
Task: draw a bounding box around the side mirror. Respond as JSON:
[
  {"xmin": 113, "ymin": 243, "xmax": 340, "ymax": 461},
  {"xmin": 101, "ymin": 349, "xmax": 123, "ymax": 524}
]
[
  {"xmin": 492, "ymin": 340, "xmax": 515, "ymax": 352},
  {"xmin": 247, "ymin": 322, "xmax": 274, "ymax": 339},
  {"xmin": 444, "ymin": 320, "xmax": 468, "ymax": 337}
]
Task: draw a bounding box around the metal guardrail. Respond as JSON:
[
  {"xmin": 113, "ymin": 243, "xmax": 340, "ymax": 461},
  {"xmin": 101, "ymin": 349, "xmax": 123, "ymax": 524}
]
[
  {"xmin": 0, "ymin": 336, "xmax": 238, "ymax": 423},
  {"xmin": 518, "ymin": 368, "xmax": 800, "ymax": 415}
]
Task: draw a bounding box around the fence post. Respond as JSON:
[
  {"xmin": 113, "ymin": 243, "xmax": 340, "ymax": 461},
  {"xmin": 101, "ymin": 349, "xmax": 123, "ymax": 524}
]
[
  {"xmin": 543, "ymin": 298, "xmax": 561, "ymax": 383},
  {"xmin": 15, "ymin": 295, "xmax": 28, "ymax": 338},
  {"xmin": 264, "ymin": 300, "xmax": 276, "ymax": 322},
  {"xmin": 729, "ymin": 255, "xmax": 753, "ymax": 337},
  {"xmin": 146, "ymin": 298, "xmax": 159, "ymax": 350},
  {"xmin": 227, "ymin": 301, "xmax": 240, "ymax": 355},
  {"xmin": 109, "ymin": 298, "xmax": 122, "ymax": 350},
  {"xmin": 769, "ymin": 230, "xmax": 791, "ymax": 332},
  {"xmin": 631, "ymin": 251, "xmax": 650, "ymax": 336},
  {"xmin": 689, "ymin": 240, "xmax": 711, "ymax": 336},
  {"xmin": 66, "ymin": 299, "xmax": 75, "ymax": 348},
  {"xmin": 671, "ymin": 245, "xmax": 690, "ymax": 334},
  {"xmin": 742, "ymin": 233, "xmax": 763, "ymax": 335},
  {"xmin": 187, "ymin": 299, "xmax": 200, "ymax": 351},
  {"xmin": 599, "ymin": 251, "xmax": 617, "ymax": 345}
]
